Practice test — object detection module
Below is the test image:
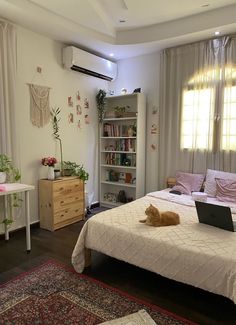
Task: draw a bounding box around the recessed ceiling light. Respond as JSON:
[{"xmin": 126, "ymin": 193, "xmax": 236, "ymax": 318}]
[
  {"xmin": 109, "ymin": 53, "xmax": 114, "ymax": 57},
  {"xmin": 119, "ymin": 19, "xmax": 126, "ymax": 23},
  {"xmin": 201, "ymin": 3, "xmax": 209, "ymax": 7},
  {"xmin": 215, "ymin": 31, "xmax": 220, "ymax": 36}
]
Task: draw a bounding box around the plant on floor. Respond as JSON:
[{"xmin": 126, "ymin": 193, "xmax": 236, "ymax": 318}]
[
  {"xmin": 51, "ymin": 108, "xmax": 63, "ymax": 174},
  {"xmin": 96, "ymin": 89, "xmax": 106, "ymax": 123},
  {"xmin": 0, "ymin": 154, "xmax": 22, "ymax": 226}
]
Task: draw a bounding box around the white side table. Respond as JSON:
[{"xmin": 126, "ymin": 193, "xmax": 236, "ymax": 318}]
[{"xmin": 0, "ymin": 183, "xmax": 34, "ymax": 252}]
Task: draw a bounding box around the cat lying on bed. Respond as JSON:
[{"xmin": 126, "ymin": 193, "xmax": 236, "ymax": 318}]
[{"xmin": 139, "ymin": 204, "xmax": 180, "ymax": 227}]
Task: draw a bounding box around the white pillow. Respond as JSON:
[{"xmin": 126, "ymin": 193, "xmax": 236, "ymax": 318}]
[{"xmin": 204, "ymin": 169, "xmax": 236, "ymax": 197}]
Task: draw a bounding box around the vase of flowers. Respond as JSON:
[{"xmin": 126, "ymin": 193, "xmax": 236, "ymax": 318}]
[{"xmin": 41, "ymin": 157, "xmax": 57, "ymax": 180}]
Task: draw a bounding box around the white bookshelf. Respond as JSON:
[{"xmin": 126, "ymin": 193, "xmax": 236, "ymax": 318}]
[{"xmin": 99, "ymin": 93, "xmax": 146, "ymax": 208}]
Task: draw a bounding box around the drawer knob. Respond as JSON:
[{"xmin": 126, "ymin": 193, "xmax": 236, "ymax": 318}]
[
  {"xmin": 61, "ymin": 214, "xmax": 64, "ymax": 217},
  {"xmin": 59, "ymin": 187, "xmax": 64, "ymax": 191},
  {"xmin": 60, "ymin": 201, "xmax": 64, "ymax": 204}
]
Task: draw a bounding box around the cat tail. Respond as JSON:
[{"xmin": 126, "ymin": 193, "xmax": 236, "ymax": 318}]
[{"xmin": 139, "ymin": 219, "xmax": 147, "ymax": 223}]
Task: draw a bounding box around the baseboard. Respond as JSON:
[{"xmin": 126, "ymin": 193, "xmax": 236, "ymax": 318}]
[
  {"xmin": 0, "ymin": 221, "xmax": 40, "ymax": 239},
  {"xmin": 90, "ymin": 201, "xmax": 100, "ymax": 209},
  {"xmin": 0, "ymin": 202, "xmax": 101, "ymax": 238}
]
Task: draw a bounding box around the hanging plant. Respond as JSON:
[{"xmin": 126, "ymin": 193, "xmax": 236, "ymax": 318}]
[
  {"xmin": 96, "ymin": 89, "xmax": 106, "ymax": 123},
  {"xmin": 0, "ymin": 154, "xmax": 22, "ymax": 226},
  {"xmin": 51, "ymin": 108, "xmax": 64, "ymax": 175}
]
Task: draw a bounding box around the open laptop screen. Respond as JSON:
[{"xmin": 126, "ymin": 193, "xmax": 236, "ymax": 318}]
[{"xmin": 195, "ymin": 201, "xmax": 235, "ymax": 232}]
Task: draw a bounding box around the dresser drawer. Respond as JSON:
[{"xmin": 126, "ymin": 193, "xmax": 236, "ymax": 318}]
[
  {"xmin": 54, "ymin": 203, "xmax": 84, "ymax": 224},
  {"xmin": 39, "ymin": 177, "xmax": 84, "ymax": 231},
  {"xmin": 53, "ymin": 179, "xmax": 83, "ymax": 197},
  {"xmin": 53, "ymin": 193, "xmax": 83, "ymax": 211}
]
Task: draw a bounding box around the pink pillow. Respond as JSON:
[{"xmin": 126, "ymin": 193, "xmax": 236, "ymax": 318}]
[
  {"xmin": 172, "ymin": 171, "xmax": 205, "ymax": 195},
  {"xmin": 215, "ymin": 178, "xmax": 236, "ymax": 203}
]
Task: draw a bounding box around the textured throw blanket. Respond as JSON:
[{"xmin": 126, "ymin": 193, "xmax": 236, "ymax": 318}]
[{"xmin": 72, "ymin": 190, "xmax": 236, "ymax": 304}]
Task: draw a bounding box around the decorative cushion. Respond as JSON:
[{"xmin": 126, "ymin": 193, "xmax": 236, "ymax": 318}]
[
  {"xmin": 172, "ymin": 171, "xmax": 205, "ymax": 195},
  {"xmin": 215, "ymin": 178, "xmax": 236, "ymax": 202},
  {"xmin": 204, "ymin": 169, "xmax": 236, "ymax": 197}
]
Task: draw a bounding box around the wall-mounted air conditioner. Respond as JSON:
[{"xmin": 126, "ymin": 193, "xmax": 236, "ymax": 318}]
[{"xmin": 62, "ymin": 46, "xmax": 117, "ymax": 81}]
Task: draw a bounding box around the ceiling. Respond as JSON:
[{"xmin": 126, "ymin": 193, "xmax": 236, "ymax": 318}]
[{"xmin": 1, "ymin": 0, "xmax": 236, "ymax": 60}]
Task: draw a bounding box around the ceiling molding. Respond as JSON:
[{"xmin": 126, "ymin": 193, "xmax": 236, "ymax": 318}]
[
  {"xmin": 1, "ymin": 0, "xmax": 236, "ymax": 60},
  {"xmin": 116, "ymin": 4, "xmax": 236, "ymax": 44}
]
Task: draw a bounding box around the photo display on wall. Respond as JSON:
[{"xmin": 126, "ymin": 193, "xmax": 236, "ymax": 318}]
[{"xmin": 66, "ymin": 91, "xmax": 91, "ymax": 128}]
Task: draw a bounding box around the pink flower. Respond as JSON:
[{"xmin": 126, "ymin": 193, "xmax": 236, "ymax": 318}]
[{"xmin": 41, "ymin": 157, "xmax": 57, "ymax": 167}]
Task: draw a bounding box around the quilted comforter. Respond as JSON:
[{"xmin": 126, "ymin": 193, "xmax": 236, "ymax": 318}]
[{"xmin": 72, "ymin": 190, "xmax": 236, "ymax": 303}]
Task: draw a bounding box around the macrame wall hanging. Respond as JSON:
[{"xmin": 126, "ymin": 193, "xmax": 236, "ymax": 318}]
[{"xmin": 28, "ymin": 83, "xmax": 51, "ymax": 128}]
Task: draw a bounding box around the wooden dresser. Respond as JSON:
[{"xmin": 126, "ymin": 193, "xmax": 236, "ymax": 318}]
[{"xmin": 39, "ymin": 177, "xmax": 84, "ymax": 231}]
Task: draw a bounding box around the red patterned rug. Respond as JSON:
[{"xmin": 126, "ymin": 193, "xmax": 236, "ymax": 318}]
[{"xmin": 0, "ymin": 260, "xmax": 197, "ymax": 325}]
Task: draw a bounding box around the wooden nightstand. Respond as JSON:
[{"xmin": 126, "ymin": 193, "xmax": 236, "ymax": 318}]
[{"xmin": 39, "ymin": 177, "xmax": 84, "ymax": 231}]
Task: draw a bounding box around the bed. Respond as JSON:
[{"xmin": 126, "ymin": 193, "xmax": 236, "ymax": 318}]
[{"xmin": 72, "ymin": 189, "xmax": 236, "ymax": 304}]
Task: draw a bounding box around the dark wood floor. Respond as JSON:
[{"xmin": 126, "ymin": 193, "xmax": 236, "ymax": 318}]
[{"xmin": 0, "ymin": 208, "xmax": 235, "ymax": 325}]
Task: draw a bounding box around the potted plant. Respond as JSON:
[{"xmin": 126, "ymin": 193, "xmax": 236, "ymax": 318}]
[
  {"xmin": 0, "ymin": 154, "xmax": 21, "ymax": 184},
  {"xmin": 75, "ymin": 164, "xmax": 89, "ymax": 182},
  {"xmin": 62, "ymin": 161, "xmax": 89, "ymax": 181},
  {"xmin": 96, "ymin": 89, "xmax": 106, "ymax": 123},
  {"xmin": 0, "ymin": 154, "xmax": 21, "ymax": 226},
  {"xmin": 114, "ymin": 105, "xmax": 130, "ymax": 118},
  {"xmin": 63, "ymin": 161, "xmax": 79, "ymax": 176}
]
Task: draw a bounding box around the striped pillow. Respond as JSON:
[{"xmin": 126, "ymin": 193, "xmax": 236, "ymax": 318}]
[{"xmin": 215, "ymin": 178, "xmax": 236, "ymax": 203}]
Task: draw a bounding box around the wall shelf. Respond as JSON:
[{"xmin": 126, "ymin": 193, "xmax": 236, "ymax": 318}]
[
  {"xmin": 100, "ymin": 164, "xmax": 136, "ymax": 169},
  {"xmin": 100, "ymin": 136, "xmax": 136, "ymax": 139},
  {"xmin": 101, "ymin": 181, "xmax": 136, "ymax": 188},
  {"xmin": 101, "ymin": 150, "xmax": 136, "ymax": 154},
  {"xmin": 103, "ymin": 117, "xmax": 137, "ymax": 121}
]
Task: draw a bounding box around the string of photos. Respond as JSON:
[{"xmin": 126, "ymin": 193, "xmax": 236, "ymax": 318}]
[{"xmin": 67, "ymin": 90, "xmax": 91, "ymax": 129}]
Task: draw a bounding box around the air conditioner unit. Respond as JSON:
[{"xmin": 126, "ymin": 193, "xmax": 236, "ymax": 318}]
[{"xmin": 63, "ymin": 46, "xmax": 117, "ymax": 81}]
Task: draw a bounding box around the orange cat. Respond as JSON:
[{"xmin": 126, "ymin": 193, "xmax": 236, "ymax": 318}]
[{"xmin": 139, "ymin": 204, "xmax": 180, "ymax": 227}]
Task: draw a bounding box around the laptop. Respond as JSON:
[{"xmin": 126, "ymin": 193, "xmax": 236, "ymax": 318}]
[{"xmin": 195, "ymin": 201, "xmax": 236, "ymax": 232}]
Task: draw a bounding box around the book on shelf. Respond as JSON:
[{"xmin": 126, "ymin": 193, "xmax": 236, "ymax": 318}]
[
  {"xmin": 104, "ymin": 123, "xmax": 121, "ymax": 137},
  {"xmin": 105, "ymin": 170, "xmax": 133, "ymax": 184},
  {"xmin": 112, "ymin": 139, "xmax": 135, "ymax": 152},
  {"xmin": 103, "ymin": 123, "xmax": 136, "ymax": 138},
  {"xmin": 105, "ymin": 152, "xmax": 136, "ymax": 167}
]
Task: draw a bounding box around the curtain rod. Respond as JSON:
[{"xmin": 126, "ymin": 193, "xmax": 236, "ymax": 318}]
[{"xmin": 164, "ymin": 32, "xmax": 236, "ymax": 52}]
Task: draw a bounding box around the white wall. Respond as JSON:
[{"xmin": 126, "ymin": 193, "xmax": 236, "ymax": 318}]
[
  {"xmin": 1, "ymin": 25, "xmax": 108, "ymax": 234},
  {"xmin": 109, "ymin": 53, "xmax": 160, "ymax": 193},
  {"xmin": 1, "ymin": 25, "xmax": 161, "ymax": 235}
]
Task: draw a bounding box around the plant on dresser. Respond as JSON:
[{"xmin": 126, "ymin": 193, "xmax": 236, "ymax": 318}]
[{"xmin": 99, "ymin": 93, "xmax": 146, "ymax": 208}]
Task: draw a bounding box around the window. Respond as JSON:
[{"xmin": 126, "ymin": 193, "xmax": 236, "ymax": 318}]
[
  {"xmin": 181, "ymin": 67, "xmax": 236, "ymax": 151},
  {"xmin": 222, "ymin": 86, "xmax": 236, "ymax": 150}
]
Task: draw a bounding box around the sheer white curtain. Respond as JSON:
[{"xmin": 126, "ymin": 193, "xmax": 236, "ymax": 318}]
[
  {"xmin": 0, "ymin": 21, "xmax": 18, "ymax": 162},
  {"xmin": 158, "ymin": 36, "xmax": 236, "ymax": 188}
]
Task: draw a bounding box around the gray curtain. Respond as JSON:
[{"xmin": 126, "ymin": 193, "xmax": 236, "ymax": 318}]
[{"xmin": 158, "ymin": 35, "xmax": 236, "ymax": 189}]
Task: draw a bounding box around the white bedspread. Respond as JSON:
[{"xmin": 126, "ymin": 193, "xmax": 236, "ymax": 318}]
[{"xmin": 72, "ymin": 190, "xmax": 236, "ymax": 303}]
